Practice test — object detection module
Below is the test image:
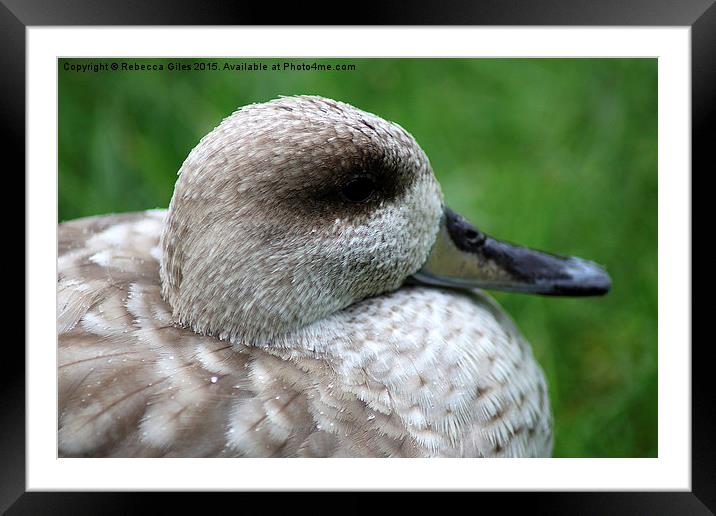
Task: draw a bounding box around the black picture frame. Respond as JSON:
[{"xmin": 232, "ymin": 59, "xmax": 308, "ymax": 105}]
[{"xmin": 7, "ymin": 0, "xmax": 709, "ymax": 511}]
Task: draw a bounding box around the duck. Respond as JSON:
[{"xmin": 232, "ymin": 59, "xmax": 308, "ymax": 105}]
[{"xmin": 58, "ymin": 95, "xmax": 611, "ymax": 458}]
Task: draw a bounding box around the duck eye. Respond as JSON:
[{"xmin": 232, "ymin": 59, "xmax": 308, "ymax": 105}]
[{"xmin": 341, "ymin": 177, "xmax": 376, "ymax": 203}]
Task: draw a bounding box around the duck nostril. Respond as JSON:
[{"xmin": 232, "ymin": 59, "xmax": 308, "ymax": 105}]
[{"xmin": 464, "ymin": 228, "xmax": 481, "ymax": 242}]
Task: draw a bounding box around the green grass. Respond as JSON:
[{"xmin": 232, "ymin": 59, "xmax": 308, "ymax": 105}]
[{"xmin": 59, "ymin": 58, "xmax": 657, "ymax": 457}]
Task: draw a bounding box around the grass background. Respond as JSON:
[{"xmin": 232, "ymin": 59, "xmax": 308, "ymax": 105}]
[{"xmin": 59, "ymin": 58, "xmax": 657, "ymax": 457}]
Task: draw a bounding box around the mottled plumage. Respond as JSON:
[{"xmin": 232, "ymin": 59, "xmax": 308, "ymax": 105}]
[{"xmin": 58, "ymin": 95, "xmax": 564, "ymax": 457}]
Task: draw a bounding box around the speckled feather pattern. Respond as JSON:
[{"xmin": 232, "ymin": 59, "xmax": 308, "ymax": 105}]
[
  {"xmin": 58, "ymin": 211, "xmax": 551, "ymax": 457},
  {"xmin": 58, "ymin": 96, "xmax": 552, "ymax": 457},
  {"xmin": 161, "ymin": 96, "xmax": 443, "ymax": 345}
]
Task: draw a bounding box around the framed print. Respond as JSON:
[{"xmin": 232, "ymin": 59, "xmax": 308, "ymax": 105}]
[{"xmin": 7, "ymin": 0, "xmax": 710, "ymax": 510}]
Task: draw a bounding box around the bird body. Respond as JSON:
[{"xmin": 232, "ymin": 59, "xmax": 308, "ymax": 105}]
[
  {"xmin": 58, "ymin": 210, "xmax": 551, "ymax": 457},
  {"xmin": 58, "ymin": 95, "xmax": 608, "ymax": 457}
]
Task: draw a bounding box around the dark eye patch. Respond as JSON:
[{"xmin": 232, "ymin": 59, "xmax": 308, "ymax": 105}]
[
  {"xmin": 270, "ymin": 157, "xmax": 410, "ymax": 222},
  {"xmin": 341, "ymin": 177, "xmax": 377, "ymax": 203}
]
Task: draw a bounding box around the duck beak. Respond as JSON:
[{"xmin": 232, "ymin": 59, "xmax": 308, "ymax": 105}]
[{"xmin": 410, "ymin": 207, "xmax": 611, "ymax": 296}]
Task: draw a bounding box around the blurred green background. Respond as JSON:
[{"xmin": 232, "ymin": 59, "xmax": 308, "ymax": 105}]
[{"xmin": 59, "ymin": 58, "xmax": 657, "ymax": 457}]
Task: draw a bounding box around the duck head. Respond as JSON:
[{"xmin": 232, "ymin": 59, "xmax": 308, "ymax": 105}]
[{"xmin": 160, "ymin": 95, "xmax": 610, "ymax": 345}]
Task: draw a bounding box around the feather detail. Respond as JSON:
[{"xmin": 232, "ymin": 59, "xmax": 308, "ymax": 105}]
[{"xmin": 58, "ymin": 211, "xmax": 551, "ymax": 457}]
